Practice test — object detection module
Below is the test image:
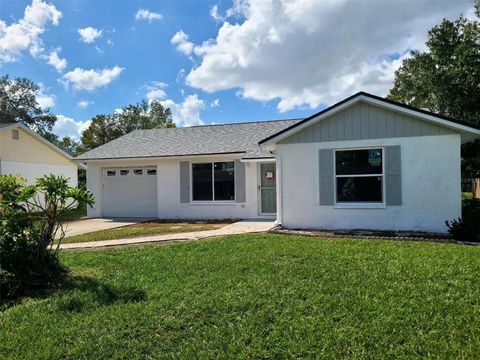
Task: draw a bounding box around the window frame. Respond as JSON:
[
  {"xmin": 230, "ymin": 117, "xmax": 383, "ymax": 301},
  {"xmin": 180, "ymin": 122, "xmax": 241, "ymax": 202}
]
[
  {"xmin": 190, "ymin": 161, "xmax": 236, "ymax": 203},
  {"xmin": 333, "ymin": 147, "xmax": 386, "ymax": 209}
]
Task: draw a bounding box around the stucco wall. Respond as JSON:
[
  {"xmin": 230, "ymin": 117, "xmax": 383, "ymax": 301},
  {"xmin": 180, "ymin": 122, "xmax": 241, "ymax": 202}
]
[
  {"xmin": 276, "ymin": 134, "xmax": 461, "ymax": 233},
  {"xmin": 86, "ymin": 156, "xmax": 266, "ymax": 219},
  {"xmin": 0, "ymin": 161, "xmax": 78, "ymax": 187}
]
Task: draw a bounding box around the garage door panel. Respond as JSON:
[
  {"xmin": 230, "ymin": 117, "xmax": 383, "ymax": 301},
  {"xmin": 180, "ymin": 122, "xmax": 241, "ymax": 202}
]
[{"xmin": 102, "ymin": 167, "xmax": 157, "ymax": 218}]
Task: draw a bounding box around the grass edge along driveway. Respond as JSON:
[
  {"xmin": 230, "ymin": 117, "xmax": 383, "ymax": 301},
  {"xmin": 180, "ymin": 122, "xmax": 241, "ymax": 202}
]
[
  {"xmin": 61, "ymin": 220, "xmax": 232, "ymax": 244},
  {"xmin": 2, "ymin": 233, "xmax": 479, "ymax": 359}
]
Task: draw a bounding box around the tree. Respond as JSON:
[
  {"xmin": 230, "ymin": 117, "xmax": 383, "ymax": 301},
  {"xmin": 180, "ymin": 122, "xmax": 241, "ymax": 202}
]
[
  {"xmin": 55, "ymin": 136, "xmax": 80, "ymax": 156},
  {"xmin": 45, "ymin": 134, "xmax": 80, "ymax": 156},
  {"xmin": 388, "ymin": 13, "xmax": 480, "ymax": 196},
  {"xmin": 0, "ymin": 75, "xmax": 57, "ymax": 136},
  {"xmin": 78, "ymin": 99, "xmax": 175, "ymax": 153},
  {"xmin": 78, "ymin": 114, "xmax": 122, "ymax": 153}
]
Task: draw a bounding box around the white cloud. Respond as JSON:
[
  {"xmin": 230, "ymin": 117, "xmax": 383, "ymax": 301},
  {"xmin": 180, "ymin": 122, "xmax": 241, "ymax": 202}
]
[
  {"xmin": 160, "ymin": 94, "xmax": 206, "ymax": 127},
  {"xmin": 135, "ymin": 9, "xmax": 163, "ymax": 22},
  {"xmin": 171, "ymin": 31, "xmax": 194, "ymax": 55},
  {"xmin": 35, "ymin": 83, "xmax": 55, "ymax": 109},
  {"xmin": 0, "ymin": 0, "xmax": 62, "ymax": 63},
  {"xmin": 95, "ymin": 46, "xmax": 104, "ymax": 55},
  {"xmin": 63, "ymin": 66, "xmax": 124, "ymax": 91},
  {"xmin": 47, "ymin": 48, "xmax": 67, "ymax": 72},
  {"xmin": 184, "ymin": 0, "xmax": 472, "ymax": 112},
  {"xmin": 53, "ymin": 114, "xmax": 91, "ymax": 140},
  {"xmin": 209, "ymin": 5, "xmax": 222, "ymax": 22},
  {"xmin": 210, "ymin": 98, "xmax": 220, "ymax": 108},
  {"xmin": 147, "ymin": 89, "xmax": 166, "ymax": 101},
  {"xmin": 78, "ymin": 27, "xmax": 102, "ymax": 43},
  {"xmin": 209, "ymin": 0, "xmax": 248, "ymax": 22},
  {"xmin": 77, "ymin": 100, "xmax": 94, "ymax": 108},
  {"xmin": 37, "ymin": 94, "xmax": 55, "ymax": 108},
  {"xmin": 145, "ymin": 81, "xmax": 168, "ymax": 101}
]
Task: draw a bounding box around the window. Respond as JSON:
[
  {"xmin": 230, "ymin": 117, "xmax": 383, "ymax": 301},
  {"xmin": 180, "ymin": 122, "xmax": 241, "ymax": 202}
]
[
  {"xmin": 106, "ymin": 170, "xmax": 116, "ymax": 176},
  {"xmin": 133, "ymin": 169, "xmax": 143, "ymax": 176},
  {"xmin": 335, "ymin": 148, "xmax": 383, "ymax": 203},
  {"xmin": 120, "ymin": 169, "xmax": 129, "ymax": 176},
  {"xmin": 147, "ymin": 169, "xmax": 157, "ymax": 175},
  {"xmin": 12, "ymin": 129, "xmax": 19, "ymax": 140},
  {"xmin": 192, "ymin": 161, "xmax": 235, "ymax": 201}
]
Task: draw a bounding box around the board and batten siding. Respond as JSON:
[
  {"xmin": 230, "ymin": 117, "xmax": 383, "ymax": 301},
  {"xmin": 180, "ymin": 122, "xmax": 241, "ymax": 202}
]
[{"xmin": 279, "ymin": 101, "xmax": 454, "ymax": 144}]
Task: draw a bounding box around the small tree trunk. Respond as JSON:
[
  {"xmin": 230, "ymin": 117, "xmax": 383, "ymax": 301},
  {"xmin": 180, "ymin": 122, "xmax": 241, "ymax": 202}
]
[{"xmin": 473, "ymin": 178, "xmax": 480, "ymax": 199}]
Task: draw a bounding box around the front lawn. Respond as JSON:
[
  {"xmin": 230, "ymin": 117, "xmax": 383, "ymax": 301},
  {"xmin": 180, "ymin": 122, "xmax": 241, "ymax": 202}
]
[
  {"xmin": 1, "ymin": 234, "xmax": 479, "ymax": 358},
  {"xmin": 62, "ymin": 220, "xmax": 231, "ymax": 244}
]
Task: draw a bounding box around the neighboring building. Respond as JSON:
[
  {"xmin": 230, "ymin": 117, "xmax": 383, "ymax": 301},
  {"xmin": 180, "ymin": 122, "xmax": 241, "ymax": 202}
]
[
  {"xmin": 0, "ymin": 123, "xmax": 78, "ymax": 187},
  {"xmin": 75, "ymin": 92, "xmax": 480, "ymax": 233}
]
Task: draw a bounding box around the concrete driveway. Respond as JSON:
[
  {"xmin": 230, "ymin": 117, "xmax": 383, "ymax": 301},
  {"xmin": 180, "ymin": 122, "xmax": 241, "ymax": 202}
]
[
  {"xmin": 60, "ymin": 219, "xmax": 277, "ymax": 249},
  {"xmin": 60, "ymin": 218, "xmax": 151, "ymax": 238}
]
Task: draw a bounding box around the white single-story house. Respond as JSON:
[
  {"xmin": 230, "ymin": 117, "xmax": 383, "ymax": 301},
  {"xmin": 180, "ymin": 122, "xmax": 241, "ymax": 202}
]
[
  {"xmin": 0, "ymin": 123, "xmax": 78, "ymax": 187},
  {"xmin": 75, "ymin": 92, "xmax": 480, "ymax": 233}
]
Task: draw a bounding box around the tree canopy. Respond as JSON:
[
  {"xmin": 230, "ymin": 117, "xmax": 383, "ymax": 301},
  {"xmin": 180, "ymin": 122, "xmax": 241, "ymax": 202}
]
[
  {"xmin": 78, "ymin": 99, "xmax": 175, "ymax": 154},
  {"xmin": 388, "ymin": 11, "xmax": 480, "ymax": 179},
  {"xmin": 0, "ymin": 75, "xmax": 57, "ymax": 136}
]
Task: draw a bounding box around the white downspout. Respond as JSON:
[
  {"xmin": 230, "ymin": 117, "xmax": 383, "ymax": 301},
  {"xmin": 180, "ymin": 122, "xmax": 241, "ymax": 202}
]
[{"xmin": 275, "ymin": 155, "xmax": 283, "ymax": 226}]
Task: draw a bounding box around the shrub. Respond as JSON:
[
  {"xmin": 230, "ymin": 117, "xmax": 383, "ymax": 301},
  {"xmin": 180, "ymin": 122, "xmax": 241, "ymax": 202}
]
[
  {"xmin": 0, "ymin": 175, "xmax": 95, "ymax": 298},
  {"xmin": 446, "ymin": 199, "xmax": 480, "ymax": 243}
]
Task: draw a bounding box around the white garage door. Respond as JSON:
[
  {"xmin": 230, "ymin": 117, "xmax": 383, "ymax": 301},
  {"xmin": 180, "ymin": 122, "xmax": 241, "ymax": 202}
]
[{"xmin": 102, "ymin": 167, "xmax": 157, "ymax": 218}]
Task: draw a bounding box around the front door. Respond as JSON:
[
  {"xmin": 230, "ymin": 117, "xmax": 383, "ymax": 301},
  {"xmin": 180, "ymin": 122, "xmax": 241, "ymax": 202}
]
[{"xmin": 260, "ymin": 163, "xmax": 276, "ymax": 214}]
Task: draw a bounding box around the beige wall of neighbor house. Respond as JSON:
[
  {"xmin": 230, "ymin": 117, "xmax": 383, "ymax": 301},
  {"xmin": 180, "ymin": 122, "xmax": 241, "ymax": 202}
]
[
  {"xmin": 0, "ymin": 126, "xmax": 78, "ymax": 187},
  {"xmin": 0, "ymin": 127, "xmax": 72, "ymax": 166}
]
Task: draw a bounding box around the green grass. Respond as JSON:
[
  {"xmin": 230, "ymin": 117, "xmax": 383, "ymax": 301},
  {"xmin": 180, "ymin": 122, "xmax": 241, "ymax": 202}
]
[
  {"xmin": 62, "ymin": 221, "xmax": 230, "ymax": 244},
  {"xmin": 59, "ymin": 205, "xmax": 87, "ymax": 221},
  {"xmin": 1, "ymin": 234, "xmax": 480, "ymax": 359}
]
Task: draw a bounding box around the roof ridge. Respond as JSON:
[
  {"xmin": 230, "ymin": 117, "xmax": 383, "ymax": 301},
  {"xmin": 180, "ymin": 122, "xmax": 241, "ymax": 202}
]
[{"xmin": 132, "ymin": 118, "xmax": 303, "ymax": 132}]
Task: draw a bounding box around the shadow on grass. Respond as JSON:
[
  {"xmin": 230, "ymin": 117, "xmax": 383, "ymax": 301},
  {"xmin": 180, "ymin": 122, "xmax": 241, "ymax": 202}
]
[{"xmin": 1, "ymin": 275, "xmax": 146, "ymax": 312}]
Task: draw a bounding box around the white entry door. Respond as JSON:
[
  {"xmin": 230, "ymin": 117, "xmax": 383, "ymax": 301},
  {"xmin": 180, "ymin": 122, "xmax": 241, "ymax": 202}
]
[{"xmin": 102, "ymin": 167, "xmax": 157, "ymax": 218}]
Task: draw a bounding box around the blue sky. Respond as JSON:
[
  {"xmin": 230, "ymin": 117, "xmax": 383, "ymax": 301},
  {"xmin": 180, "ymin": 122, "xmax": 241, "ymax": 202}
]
[{"xmin": 0, "ymin": 0, "xmax": 474, "ymax": 139}]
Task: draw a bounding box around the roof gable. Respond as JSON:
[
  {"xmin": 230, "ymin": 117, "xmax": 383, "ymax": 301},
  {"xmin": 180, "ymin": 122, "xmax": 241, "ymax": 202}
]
[
  {"xmin": 260, "ymin": 92, "xmax": 480, "ymax": 146},
  {"xmin": 0, "ymin": 123, "xmax": 73, "ymax": 161},
  {"xmin": 0, "ymin": 124, "xmax": 74, "ymax": 165},
  {"xmin": 278, "ymin": 101, "xmax": 455, "ymax": 145}
]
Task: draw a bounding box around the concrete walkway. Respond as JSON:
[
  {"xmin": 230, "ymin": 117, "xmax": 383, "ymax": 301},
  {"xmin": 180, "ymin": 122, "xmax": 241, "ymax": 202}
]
[
  {"xmin": 60, "ymin": 219, "xmax": 276, "ymax": 250},
  {"xmin": 60, "ymin": 218, "xmax": 151, "ymax": 238}
]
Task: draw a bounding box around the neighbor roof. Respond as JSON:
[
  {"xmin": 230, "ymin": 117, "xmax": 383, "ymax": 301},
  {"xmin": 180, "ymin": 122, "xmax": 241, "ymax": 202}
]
[
  {"xmin": 259, "ymin": 92, "xmax": 480, "ymax": 146},
  {"xmin": 75, "ymin": 119, "xmax": 302, "ymax": 161},
  {"xmin": 0, "ymin": 123, "xmax": 15, "ymax": 129}
]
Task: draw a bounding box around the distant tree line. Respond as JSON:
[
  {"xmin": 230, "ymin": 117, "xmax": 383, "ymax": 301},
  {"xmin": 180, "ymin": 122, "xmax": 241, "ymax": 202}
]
[{"xmin": 0, "ymin": 74, "xmax": 175, "ymax": 157}]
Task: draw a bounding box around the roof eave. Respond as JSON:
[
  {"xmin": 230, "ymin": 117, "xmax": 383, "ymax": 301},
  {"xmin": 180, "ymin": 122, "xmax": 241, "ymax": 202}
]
[{"xmin": 74, "ymin": 151, "xmax": 248, "ymax": 162}]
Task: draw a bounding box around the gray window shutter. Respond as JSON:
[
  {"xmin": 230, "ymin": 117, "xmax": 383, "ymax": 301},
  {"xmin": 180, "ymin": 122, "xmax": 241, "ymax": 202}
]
[
  {"xmin": 319, "ymin": 149, "xmax": 334, "ymax": 205},
  {"xmin": 179, "ymin": 161, "xmax": 190, "ymax": 203},
  {"xmin": 385, "ymin": 145, "xmax": 402, "ymax": 206},
  {"xmin": 235, "ymin": 160, "xmax": 246, "ymax": 203}
]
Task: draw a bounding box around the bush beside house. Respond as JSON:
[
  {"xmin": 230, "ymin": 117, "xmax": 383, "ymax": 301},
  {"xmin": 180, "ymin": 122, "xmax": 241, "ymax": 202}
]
[
  {"xmin": 0, "ymin": 175, "xmax": 94, "ymax": 299},
  {"xmin": 446, "ymin": 199, "xmax": 480, "ymax": 243}
]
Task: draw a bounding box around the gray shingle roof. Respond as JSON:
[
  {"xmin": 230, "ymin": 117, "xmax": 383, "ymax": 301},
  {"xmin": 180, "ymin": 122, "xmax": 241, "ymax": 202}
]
[
  {"xmin": 75, "ymin": 119, "xmax": 303, "ymax": 161},
  {"xmin": 0, "ymin": 123, "xmax": 15, "ymax": 129}
]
